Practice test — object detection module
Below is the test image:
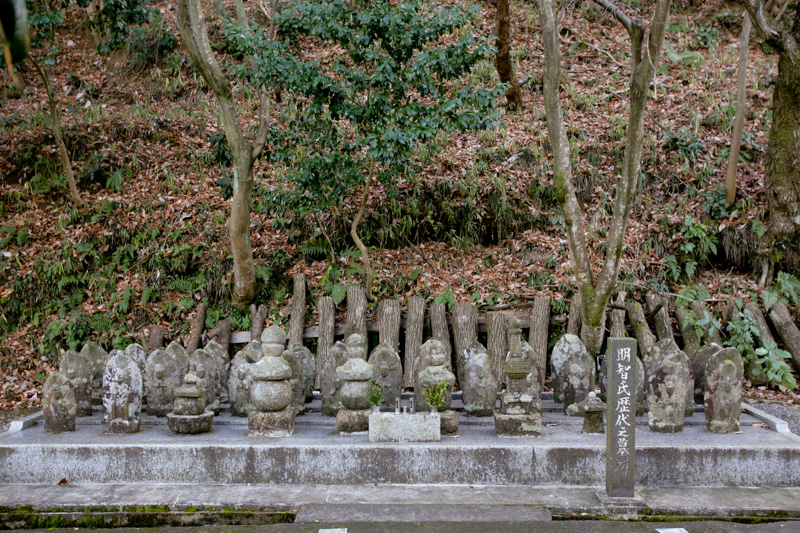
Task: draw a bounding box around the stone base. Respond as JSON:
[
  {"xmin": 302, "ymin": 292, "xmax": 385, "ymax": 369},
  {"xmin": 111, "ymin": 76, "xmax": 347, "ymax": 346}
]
[
  {"xmin": 337, "ymin": 409, "xmax": 370, "ymax": 434},
  {"xmin": 44, "ymin": 419, "xmax": 75, "ymax": 434},
  {"xmin": 494, "ymin": 411, "xmax": 542, "ymax": 437},
  {"xmin": 167, "ymin": 410, "xmax": 214, "ymax": 435},
  {"xmin": 707, "ymin": 420, "xmax": 740, "ymax": 434},
  {"xmin": 103, "ymin": 418, "xmax": 141, "ymax": 434},
  {"xmin": 77, "ymin": 405, "xmax": 93, "ymax": 418},
  {"xmin": 649, "ymin": 421, "xmax": 684, "ymax": 433},
  {"xmin": 440, "ymin": 410, "xmax": 459, "ymax": 435},
  {"xmin": 368, "ymin": 412, "xmax": 441, "ymax": 442},
  {"xmin": 248, "ymin": 409, "xmax": 295, "ymax": 437}
]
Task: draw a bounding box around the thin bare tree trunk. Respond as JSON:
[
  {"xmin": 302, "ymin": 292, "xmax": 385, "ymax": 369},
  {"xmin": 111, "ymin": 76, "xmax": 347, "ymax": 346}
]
[
  {"xmin": 647, "ymin": 293, "xmax": 674, "ymax": 342},
  {"xmin": 725, "ymin": 12, "xmax": 752, "ymax": 206},
  {"xmin": 768, "ymin": 301, "xmax": 800, "ymax": 373},
  {"xmin": 351, "ymin": 162, "xmax": 375, "ymax": 301},
  {"xmin": 345, "ymin": 285, "xmax": 367, "ymax": 342},
  {"xmin": 494, "ymin": 0, "xmax": 522, "ymax": 108},
  {"xmin": 452, "ymin": 302, "xmax": 478, "ymax": 382},
  {"xmin": 628, "ymin": 301, "xmax": 656, "ymax": 357},
  {"xmin": 528, "ymin": 296, "xmax": 550, "ymax": 389},
  {"xmin": 378, "ymin": 299, "xmax": 401, "ymax": 351},
  {"xmin": 316, "ymin": 296, "xmax": 335, "ymax": 390},
  {"xmin": 249, "ymin": 303, "xmax": 268, "ymax": 341},
  {"xmin": 675, "ymin": 306, "xmax": 701, "ymax": 359},
  {"xmin": 233, "ymin": 0, "xmax": 248, "ymax": 27},
  {"xmin": 429, "ymin": 302, "xmax": 452, "ymax": 368},
  {"xmin": 290, "ymin": 273, "xmax": 306, "ymax": 347},
  {"xmin": 488, "ymin": 312, "xmax": 509, "ymax": 383},
  {"xmin": 30, "ymin": 58, "xmax": 82, "ymax": 206},
  {"xmin": 185, "ymin": 303, "xmax": 207, "ymax": 353},
  {"xmin": 404, "ymin": 296, "xmax": 425, "ymax": 386},
  {"xmin": 610, "ymin": 292, "xmax": 627, "ymax": 338},
  {"xmin": 144, "ymin": 325, "xmax": 165, "ymax": 352}
]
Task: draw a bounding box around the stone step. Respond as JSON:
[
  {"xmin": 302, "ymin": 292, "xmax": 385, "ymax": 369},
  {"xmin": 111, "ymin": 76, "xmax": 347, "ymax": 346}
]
[{"xmin": 294, "ymin": 504, "xmax": 552, "ymax": 523}]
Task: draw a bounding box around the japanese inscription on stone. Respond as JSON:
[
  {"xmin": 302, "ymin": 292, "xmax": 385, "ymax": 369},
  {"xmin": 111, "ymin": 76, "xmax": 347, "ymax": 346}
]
[{"xmin": 606, "ymin": 337, "xmax": 637, "ymax": 498}]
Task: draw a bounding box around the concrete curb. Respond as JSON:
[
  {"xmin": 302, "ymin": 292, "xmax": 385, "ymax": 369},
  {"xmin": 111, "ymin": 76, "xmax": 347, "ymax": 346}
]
[{"xmin": 743, "ymin": 402, "xmax": 800, "ymax": 443}]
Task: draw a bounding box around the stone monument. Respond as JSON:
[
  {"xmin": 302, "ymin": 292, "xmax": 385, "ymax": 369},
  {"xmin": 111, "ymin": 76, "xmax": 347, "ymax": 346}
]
[
  {"xmin": 124, "ymin": 343, "xmax": 147, "ymax": 378},
  {"xmin": 562, "ymin": 340, "xmax": 595, "ymax": 415},
  {"xmin": 59, "ymin": 350, "xmax": 92, "ymax": 417},
  {"xmin": 165, "ymin": 341, "xmax": 190, "ymax": 375},
  {"xmin": 336, "ymin": 334, "xmax": 374, "ymax": 434},
  {"xmin": 417, "ymin": 340, "xmax": 458, "ymax": 435},
  {"xmin": 248, "ymin": 350, "xmax": 295, "ymax": 437},
  {"xmin": 367, "ymin": 342, "xmax": 402, "ymax": 412},
  {"xmin": 494, "ymin": 336, "xmax": 542, "ymax": 437},
  {"xmin": 204, "ymin": 340, "xmax": 230, "ymax": 404},
  {"xmin": 188, "ymin": 348, "xmax": 221, "ymax": 414},
  {"xmin": 704, "ymin": 347, "xmax": 744, "ymax": 434},
  {"xmin": 606, "ymin": 338, "xmax": 638, "ymax": 498},
  {"xmin": 692, "ymin": 343, "xmax": 722, "ymax": 405},
  {"xmin": 457, "ymin": 340, "xmax": 497, "ymax": 417},
  {"xmin": 167, "ymin": 373, "xmax": 214, "ymax": 434},
  {"xmin": 43, "ymin": 372, "xmax": 77, "ymax": 433},
  {"xmin": 228, "ymin": 340, "xmax": 262, "ymax": 417},
  {"xmin": 551, "ymin": 334, "xmax": 585, "ymax": 404},
  {"xmin": 102, "ymin": 350, "xmax": 142, "ymax": 434},
  {"xmin": 80, "ymin": 341, "xmax": 108, "ymax": 404},
  {"xmin": 144, "ymin": 349, "xmax": 181, "ymax": 417},
  {"xmin": 645, "ymin": 340, "xmax": 690, "ymax": 433}
]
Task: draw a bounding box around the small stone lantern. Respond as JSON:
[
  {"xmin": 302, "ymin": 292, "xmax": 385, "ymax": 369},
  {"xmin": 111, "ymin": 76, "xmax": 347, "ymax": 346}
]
[
  {"xmin": 494, "ymin": 345, "xmax": 541, "ymax": 437},
  {"xmin": 167, "ymin": 374, "xmax": 214, "ymax": 434},
  {"xmin": 248, "ymin": 352, "xmax": 295, "ymax": 437}
]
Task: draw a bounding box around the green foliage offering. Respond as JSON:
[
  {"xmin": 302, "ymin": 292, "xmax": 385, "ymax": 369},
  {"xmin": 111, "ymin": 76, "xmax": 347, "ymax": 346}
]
[
  {"xmin": 422, "ymin": 379, "xmax": 448, "ymax": 408},
  {"xmin": 753, "ymin": 340, "xmax": 798, "ymax": 393},
  {"xmin": 762, "ymin": 272, "xmax": 800, "ymax": 311},
  {"xmin": 225, "ymin": 0, "xmax": 503, "ymax": 217},
  {"xmin": 368, "ymin": 380, "xmax": 383, "ymax": 407}
]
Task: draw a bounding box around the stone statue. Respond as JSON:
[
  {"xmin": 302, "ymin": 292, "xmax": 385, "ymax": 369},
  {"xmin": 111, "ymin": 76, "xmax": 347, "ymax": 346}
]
[
  {"xmin": 288, "ymin": 343, "xmax": 316, "ymax": 403},
  {"xmin": 59, "ymin": 350, "xmax": 92, "ymax": 417},
  {"xmin": 692, "ymin": 343, "xmax": 722, "ymax": 405},
  {"xmin": 563, "ymin": 344, "xmax": 595, "ymax": 415},
  {"xmin": 458, "ymin": 339, "xmax": 498, "ymax": 417},
  {"xmin": 551, "ymin": 334, "xmax": 586, "ymax": 404},
  {"xmin": 124, "ymin": 343, "xmax": 147, "ymax": 378},
  {"xmin": 336, "ymin": 333, "xmax": 374, "ymax": 434},
  {"xmin": 566, "ymin": 391, "xmax": 606, "ymax": 434},
  {"xmin": 228, "ymin": 340, "xmax": 262, "ymax": 417},
  {"xmin": 167, "ymin": 373, "xmax": 214, "ymax": 434},
  {"xmin": 145, "ymin": 349, "xmax": 181, "ymax": 417},
  {"xmin": 43, "ymin": 372, "xmax": 77, "ymax": 433},
  {"xmin": 204, "ymin": 340, "xmax": 230, "ymax": 404},
  {"xmin": 645, "ymin": 340, "xmax": 690, "ymax": 433},
  {"xmin": 367, "ymin": 342, "xmax": 402, "ymax": 412},
  {"xmin": 165, "ymin": 341, "xmax": 190, "ymax": 376},
  {"xmin": 188, "ymin": 348, "xmax": 220, "ymax": 414},
  {"xmin": 102, "ymin": 350, "xmax": 142, "ymax": 434},
  {"xmin": 80, "ymin": 341, "xmax": 108, "ymax": 404},
  {"xmin": 417, "ymin": 340, "xmax": 458, "ymax": 435},
  {"xmin": 704, "ymin": 347, "xmax": 744, "ymax": 434},
  {"xmin": 494, "ymin": 336, "xmax": 541, "ymax": 437},
  {"xmin": 248, "ymin": 348, "xmax": 295, "ymax": 437}
]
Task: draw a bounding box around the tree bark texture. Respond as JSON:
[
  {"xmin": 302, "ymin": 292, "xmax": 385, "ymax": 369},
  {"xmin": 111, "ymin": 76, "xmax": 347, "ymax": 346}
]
[
  {"xmin": 567, "ymin": 293, "xmax": 582, "ymax": 336},
  {"xmin": 628, "ymin": 301, "xmax": 656, "ymax": 358},
  {"xmin": 742, "ymin": 0, "xmax": 800, "ymax": 240},
  {"xmin": 744, "ymin": 301, "xmax": 772, "ymax": 384},
  {"xmin": 488, "ymin": 312, "xmax": 509, "ymax": 383},
  {"xmin": 429, "ymin": 302, "xmax": 452, "ymax": 367},
  {"xmin": 404, "ymin": 296, "xmax": 426, "ymax": 386},
  {"xmin": 345, "ymin": 285, "xmax": 367, "ymax": 342},
  {"xmin": 210, "ymin": 319, "xmax": 232, "ymax": 354},
  {"xmin": 690, "ymin": 301, "xmax": 723, "ymax": 345},
  {"xmin": 494, "ymin": 0, "xmax": 522, "ymax": 108},
  {"xmin": 675, "ymin": 306, "xmax": 701, "ymax": 359},
  {"xmin": 647, "ymin": 293, "xmax": 674, "ymax": 342},
  {"xmin": 185, "ymin": 303, "xmax": 207, "ymax": 354},
  {"xmin": 351, "ymin": 163, "xmax": 375, "ymax": 300},
  {"xmin": 290, "ymin": 273, "xmax": 306, "ymax": 347},
  {"xmin": 145, "ymin": 325, "xmax": 165, "ymax": 352},
  {"xmin": 768, "ymin": 301, "xmax": 800, "ymax": 373},
  {"xmin": 378, "ymin": 299, "xmax": 401, "ymax": 351},
  {"xmin": 610, "ymin": 292, "xmax": 627, "ymax": 338},
  {"xmin": 316, "ymin": 296, "xmax": 335, "ymax": 390},
  {"xmin": 452, "ymin": 302, "xmax": 478, "ymax": 382},
  {"xmin": 528, "ymin": 296, "xmax": 550, "ymax": 386},
  {"xmin": 249, "ymin": 304, "xmax": 268, "ymax": 341},
  {"xmin": 725, "ymin": 12, "xmax": 752, "ymax": 206}
]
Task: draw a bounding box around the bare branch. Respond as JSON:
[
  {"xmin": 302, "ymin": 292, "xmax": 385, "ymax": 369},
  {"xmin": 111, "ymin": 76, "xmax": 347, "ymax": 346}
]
[
  {"xmin": 251, "ymin": 88, "xmax": 272, "ymax": 161},
  {"xmin": 742, "ymin": 0, "xmax": 784, "ymax": 48}
]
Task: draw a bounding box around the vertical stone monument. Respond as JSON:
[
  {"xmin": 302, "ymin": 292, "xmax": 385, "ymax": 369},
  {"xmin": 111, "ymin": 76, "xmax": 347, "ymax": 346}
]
[
  {"xmin": 692, "ymin": 343, "xmax": 722, "ymax": 405},
  {"xmin": 165, "ymin": 341, "xmax": 190, "ymax": 375},
  {"xmin": 144, "ymin": 349, "xmax": 181, "ymax": 417},
  {"xmin": 124, "ymin": 343, "xmax": 147, "ymax": 378},
  {"xmin": 80, "ymin": 341, "xmax": 108, "ymax": 404},
  {"xmin": 704, "ymin": 347, "xmax": 744, "ymax": 434},
  {"xmin": 43, "ymin": 372, "xmax": 77, "ymax": 433},
  {"xmin": 562, "ymin": 342, "xmax": 595, "ymax": 415},
  {"xmin": 281, "ymin": 344, "xmax": 307, "ymax": 416},
  {"xmin": 288, "ymin": 343, "xmax": 316, "ymax": 403},
  {"xmin": 368, "ymin": 342, "xmax": 402, "ymax": 412},
  {"xmin": 459, "ymin": 341, "xmax": 498, "ymax": 416},
  {"xmin": 102, "ymin": 351, "xmax": 142, "ymax": 434},
  {"xmin": 551, "ymin": 334, "xmax": 586, "ymax": 404},
  {"xmin": 646, "ymin": 340, "xmax": 690, "ymax": 433},
  {"xmin": 59, "ymin": 350, "xmax": 92, "ymax": 417},
  {"xmin": 204, "ymin": 340, "xmax": 230, "ymax": 404},
  {"xmin": 248, "ymin": 350, "xmax": 295, "ymax": 437},
  {"xmin": 336, "ymin": 334, "xmax": 374, "ymax": 434},
  {"xmin": 188, "ymin": 348, "xmax": 221, "ymax": 414},
  {"xmin": 167, "ymin": 373, "xmax": 214, "ymax": 434},
  {"xmin": 605, "ymin": 338, "xmax": 637, "ymax": 498}
]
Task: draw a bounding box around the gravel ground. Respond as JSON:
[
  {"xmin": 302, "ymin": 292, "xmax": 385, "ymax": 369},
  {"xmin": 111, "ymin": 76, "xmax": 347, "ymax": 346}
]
[{"xmin": 751, "ymin": 402, "xmax": 800, "ymax": 435}]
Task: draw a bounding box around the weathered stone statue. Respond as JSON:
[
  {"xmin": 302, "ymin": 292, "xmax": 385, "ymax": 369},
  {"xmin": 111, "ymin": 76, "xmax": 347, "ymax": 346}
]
[
  {"xmin": 125, "ymin": 343, "xmax": 147, "ymax": 378},
  {"xmin": 228, "ymin": 341, "xmax": 262, "ymax": 417},
  {"xmin": 645, "ymin": 340, "xmax": 690, "ymax": 433},
  {"xmin": 692, "ymin": 343, "xmax": 722, "ymax": 405},
  {"xmin": 563, "ymin": 343, "xmax": 595, "ymax": 415},
  {"xmin": 102, "ymin": 350, "xmax": 142, "ymax": 434},
  {"xmin": 248, "ymin": 350, "xmax": 295, "ymax": 437},
  {"xmin": 458, "ymin": 340, "xmax": 498, "ymax": 417},
  {"xmin": 551, "ymin": 334, "xmax": 585, "ymax": 404},
  {"xmin": 417, "ymin": 340, "xmax": 458, "ymax": 435},
  {"xmin": 167, "ymin": 373, "xmax": 214, "ymax": 434},
  {"xmin": 188, "ymin": 348, "xmax": 220, "ymax": 414},
  {"xmin": 43, "ymin": 372, "xmax": 77, "ymax": 433},
  {"xmin": 494, "ymin": 338, "xmax": 542, "ymax": 437},
  {"xmin": 704, "ymin": 347, "xmax": 744, "ymax": 434},
  {"xmin": 508, "ymin": 318, "xmax": 543, "ymax": 396},
  {"xmin": 204, "ymin": 340, "xmax": 230, "ymax": 404},
  {"xmin": 59, "ymin": 350, "xmax": 92, "ymax": 417},
  {"xmin": 336, "ymin": 334, "xmax": 374, "ymax": 434},
  {"xmin": 165, "ymin": 341, "xmax": 190, "ymax": 376},
  {"xmin": 287, "ymin": 343, "xmax": 316, "ymax": 403},
  {"xmin": 368, "ymin": 342, "xmax": 402, "ymax": 412},
  {"xmin": 570, "ymin": 391, "xmax": 605, "ymax": 434},
  {"xmin": 145, "ymin": 349, "xmax": 181, "ymax": 417},
  {"xmin": 80, "ymin": 341, "xmax": 108, "ymax": 404}
]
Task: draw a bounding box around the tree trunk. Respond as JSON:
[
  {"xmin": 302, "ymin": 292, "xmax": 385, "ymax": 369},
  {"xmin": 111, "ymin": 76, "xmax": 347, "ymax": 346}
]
[
  {"xmin": 567, "ymin": 293, "xmax": 582, "ymax": 336},
  {"xmin": 725, "ymin": 12, "xmax": 752, "ymax": 206},
  {"xmin": 628, "ymin": 301, "xmax": 656, "ymax": 357},
  {"xmin": 316, "ymin": 296, "xmax": 335, "ymax": 390},
  {"xmin": 233, "ymin": 0, "xmax": 248, "ymax": 27},
  {"xmin": 230, "ymin": 155, "xmax": 256, "ymax": 309},
  {"xmin": 528, "ymin": 296, "xmax": 550, "ymax": 389},
  {"xmin": 452, "ymin": 301, "xmax": 478, "ymax": 381},
  {"xmin": 185, "ymin": 303, "xmax": 207, "ymax": 354},
  {"xmin": 249, "ymin": 303, "xmax": 268, "ymax": 341},
  {"xmin": 768, "ymin": 301, "xmax": 800, "ymax": 373},
  {"xmin": 488, "ymin": 311, "xmax": 509, "ymax": 384},
  {"xmin": 494, "ymin": 0, "xmax": 522, "ymax": 108},
  {"xmin": 378, "ymin": 299, "xmax": 401, "ymax": 351},
  {"xmin": 290, "ymin": 273, "xmax": 306, "ymax": 347},
  {"xmin": 31, "ymin": 58, "xmax": 82, "ymax": 206},
  {"xmin": 647, "ymin": 293, "xmax": 674, "ymax": 342},
  {"xmin": 675, "ymin": 306, "xmax": 701, "ymax": 359},
  {"xmin": 404, "ymin": 296, "xmax": 425, "ymax": 386},
  {"xmin": 429, "ymin": 302, "xmax": 452, "ymax": 366},
  {"xmin": 351, "ymin": 163, "xmax": 375, "ymax": 300},
  {"xmin": 145, "ymin": 325, "xmax": 165, "ymax": 352},
  {"xmin": 214, "ymin": 319, "xmax": 232, "ymax": 354},
  {"xmin": 610, "ymin": 292, "xmax": 627, "ymax": 338},
  {"xmin": 345, "ymin": 285, "xmax": 367, "ymax": 342}
]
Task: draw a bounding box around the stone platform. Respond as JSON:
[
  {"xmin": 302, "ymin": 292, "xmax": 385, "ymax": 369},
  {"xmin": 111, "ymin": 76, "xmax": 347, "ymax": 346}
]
[{"xmin": 2, "ymin": 394, "xmax": 799, "ymax": 487}]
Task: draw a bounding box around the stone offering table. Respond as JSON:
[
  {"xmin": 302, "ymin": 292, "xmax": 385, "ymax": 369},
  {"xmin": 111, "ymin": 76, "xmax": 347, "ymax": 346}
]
[{"xmin": 368, "ymin": 412, "xmax": 441, "ymax": 443}]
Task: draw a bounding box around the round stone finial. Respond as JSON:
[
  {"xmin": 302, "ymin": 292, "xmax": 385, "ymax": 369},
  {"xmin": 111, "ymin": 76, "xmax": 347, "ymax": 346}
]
[{"xmin": 261, "ymin": 325, "xmax": 287, "ymax": 346}]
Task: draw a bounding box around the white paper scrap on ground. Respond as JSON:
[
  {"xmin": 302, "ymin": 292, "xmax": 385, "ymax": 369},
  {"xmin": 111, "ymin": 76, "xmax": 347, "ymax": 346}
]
[
  {"xmin": 655, "ymin": 529, "xmax": 689, "ymax": 533},
  {"xmin": 318, "ymin": 529, "xmax": 347, "ymax": 533}
]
